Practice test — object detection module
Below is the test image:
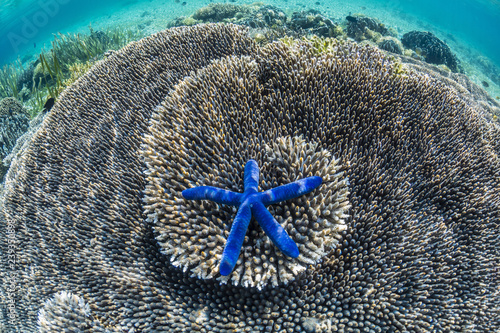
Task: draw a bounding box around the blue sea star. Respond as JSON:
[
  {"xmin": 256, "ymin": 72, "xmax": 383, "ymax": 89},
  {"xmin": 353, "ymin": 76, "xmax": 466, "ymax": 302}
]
[{"xmin": 182, "ymin": 159, "xmax": 323, "ymax": 276}]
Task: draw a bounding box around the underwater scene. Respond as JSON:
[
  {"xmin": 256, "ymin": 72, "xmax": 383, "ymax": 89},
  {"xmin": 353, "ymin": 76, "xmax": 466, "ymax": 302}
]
[{"xmin": 0, "ymin": 0, "xmax": 499, "ymax": 332}]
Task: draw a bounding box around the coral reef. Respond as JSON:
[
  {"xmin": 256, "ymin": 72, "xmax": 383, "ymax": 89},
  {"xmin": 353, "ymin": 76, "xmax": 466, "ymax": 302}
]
[
  {"xmin": 169, "ymin": 3, "xmax": 345, "ymax": 42},
  {"xmin": 158, "ymin": 139, "xmax": 349, "ymax": 288},
  {"xmin": 288, "ymin": 9, "xmax": 339, "ymax": 37},
  {"xmin": 378, "ymin": 36, "xmax": 403, "ymax": 54},
  {"xmin": 173, "ymin": 3, "xmax": 288, "ymax": 31},
  {"xmin": 0, "ymin": 116, "xmax": 29, "ymax": 180},
  {"xmin": 0, "ymin": 97, "xmax": 28, "ymax": 118},
  {"xmin": 243, "ymin": 5, "xmax": 287, "ymax": 29},
  {"xmin": 0, "ymin": 98, "xmax": 30, "ymax": 180},
  {"xmin": 1, "ymin": 110, "xmax": 48, "ymax": 198},
  {"xmin": 168, "ymin": 15, "xmax": 201, "ymax": 27},
  {"xmin": 402, "ymin": 31, "xmax": 460, "ymax": 73},
  {"xmin": 398, "ymin": 52, "xmax": 500, "ymax": 122},
  {"xmin": 0, "ymin": 24, "xmax": 499, "ymax": 332},
  {"xmin": 346, "ymin": 14, "xmax": 394, "ymax": 42},
  {"xmin": 192, "ymin": 3, "xmax": 251, "ymax": 22},
  {"xmin": 475, "ymin": 55, "xmax": 500, "ymax": 87},
  {"xmin": 37, "ymin": 291, "xmax": 115, "ymax": 332}
]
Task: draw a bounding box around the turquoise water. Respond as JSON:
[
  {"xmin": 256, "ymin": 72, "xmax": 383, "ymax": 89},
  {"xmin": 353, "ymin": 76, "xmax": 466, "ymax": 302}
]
[
  {"xmin": 0, "ymin": 0, "xmax": 134, "ymax": 64},
  {"xmin": 0, "ymin": 0, "xmax": 499, "ymax": 68},
  {"xmin": 387, "ymin": 0, "xmax": 500, "ymax": 65}
]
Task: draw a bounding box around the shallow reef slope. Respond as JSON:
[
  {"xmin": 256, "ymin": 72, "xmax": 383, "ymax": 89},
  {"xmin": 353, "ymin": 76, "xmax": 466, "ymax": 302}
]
[{"xmin": 0, "ymin": 23, "xmax": 499, "ymax": 332}]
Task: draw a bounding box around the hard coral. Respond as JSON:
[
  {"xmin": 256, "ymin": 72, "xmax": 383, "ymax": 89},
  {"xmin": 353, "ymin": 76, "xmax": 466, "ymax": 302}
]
[
  {"xmin": 402, "ymin": 31, "xmax": 460, "ymax": 72},
  {"xmin": 0, "ymin": 97, "xmax": 28, "ymax": 117},
  {"xmin": 37, "ymin": 291, "xmax": 113, "ymax": 332},
  {"xmin": 0, "ymin": 23, "xmax": 258, "ymax": 332},
  {"xmin": 147, "ymin": 131, "xmax": 349, "ymax": 289},
  {"xmin": 245, "ymin": 5, "xmax": 287, "ymax": 29},
  {"xmin": 0, "ymin": 24, "xmax": 499, "ymax": 333},
  {"xmin": 192, "ymin": 3, "xmax": 250, "ymax": 22},
  {"xmin": 346, "ymin": 14, "xmax": 393, "ymax": 42},
  {"xmin": 289, "ymin": 9, "xmax": 338, "ymax": 37},
  {"xmin": 378, "ymin": 36, "xmax": 403, "ymax": 54},
  {"xmin": 0, "ymin": 113, "xmax": 29, "ymax": 180},
  {"xmin": 0, "ymin": 97, "xmax": 29, "ymax": 180}
]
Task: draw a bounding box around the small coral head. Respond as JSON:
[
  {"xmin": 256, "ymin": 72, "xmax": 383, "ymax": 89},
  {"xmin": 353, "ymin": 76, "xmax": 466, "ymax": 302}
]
[{"xmin": 182, "ymin": 159, "xmax": 323, "ymax": 276}]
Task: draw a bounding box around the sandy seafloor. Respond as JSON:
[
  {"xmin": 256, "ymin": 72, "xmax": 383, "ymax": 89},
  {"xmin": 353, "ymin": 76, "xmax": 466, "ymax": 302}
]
[{"xmin": 5, "ymin": 0, "xmax": 500, "ymax": 102}]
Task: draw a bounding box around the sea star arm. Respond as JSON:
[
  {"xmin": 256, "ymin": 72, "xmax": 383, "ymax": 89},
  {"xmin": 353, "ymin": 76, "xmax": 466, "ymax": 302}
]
[
  {"xmin": 219, "ymin": 202, "xmax": 252, "ymax": 275},
  {"xmin": 259, "ymin": 176, "xmax": 323, "ymax": 206},
  {"xmin": 244, "ymin": 159, "xmax": 259, "ymax": 194},
  {"xmin": 182, "ymin": 160, "xmax": 321, "ymax": 276},
  {"xmin": 251, "ymin": 201, "xmax": 299, "ymax": 258},
  {"xmin": 182, "ymin": 186, "xmax": 241, "ymax": 206}
]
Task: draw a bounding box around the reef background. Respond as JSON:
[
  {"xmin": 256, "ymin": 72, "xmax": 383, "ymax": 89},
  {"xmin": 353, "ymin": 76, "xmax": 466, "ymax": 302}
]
[
  {"xmin": 1, "ymin": 0, "xmax": 499, "ymax": 99},
  {"xmin": 0, "ymin": 0, "xmax": 499, "ymax": 66}
]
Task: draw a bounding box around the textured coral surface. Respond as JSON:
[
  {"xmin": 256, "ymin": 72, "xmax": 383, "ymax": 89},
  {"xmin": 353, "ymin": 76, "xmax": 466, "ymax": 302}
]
[
  {"xmin": 0, "ymin": 24, "xmax": 499, "ymax": 332},
  {"xmin": 0, "ymin": 97, "xmax": 30, "ymax": 180}
]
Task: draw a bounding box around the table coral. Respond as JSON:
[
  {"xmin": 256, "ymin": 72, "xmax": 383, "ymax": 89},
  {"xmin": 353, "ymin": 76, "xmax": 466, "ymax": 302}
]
[
  {"xmin": 0, "ymin": 24, "xmax": 499, "ymax": 333},
  {"xmin": 0, "ymin": 97, "xmax": 30, "ymax": 180}
]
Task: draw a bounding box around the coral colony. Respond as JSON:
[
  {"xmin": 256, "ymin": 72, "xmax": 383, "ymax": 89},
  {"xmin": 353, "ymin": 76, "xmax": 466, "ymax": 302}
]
[
  {"xmin": 3, "ymin": 24, "xmax": 498, "ymax": 332},
  {"xmin": 182, "ymin": 159, "xmax": 323, "ymax": 275}
]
